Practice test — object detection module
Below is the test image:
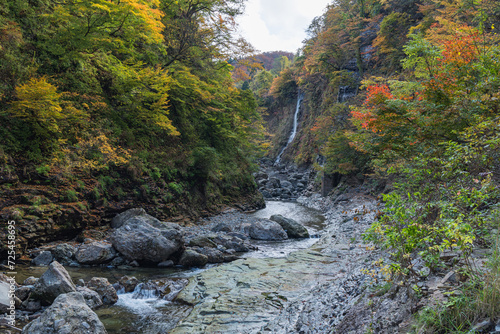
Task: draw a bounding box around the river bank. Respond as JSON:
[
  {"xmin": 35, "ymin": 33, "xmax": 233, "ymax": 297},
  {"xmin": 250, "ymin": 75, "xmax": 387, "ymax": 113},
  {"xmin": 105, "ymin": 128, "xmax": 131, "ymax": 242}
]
[{"xmin": 5, "ymin": 171, "xmax": 490, "ymax": 333}]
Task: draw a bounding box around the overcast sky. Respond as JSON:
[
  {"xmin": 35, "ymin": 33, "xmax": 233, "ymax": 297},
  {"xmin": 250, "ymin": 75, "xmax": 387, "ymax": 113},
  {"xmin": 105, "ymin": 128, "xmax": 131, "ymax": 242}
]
[{"xmin": 237, "ymin": 0, "xmax": 332, "ymax": 53}]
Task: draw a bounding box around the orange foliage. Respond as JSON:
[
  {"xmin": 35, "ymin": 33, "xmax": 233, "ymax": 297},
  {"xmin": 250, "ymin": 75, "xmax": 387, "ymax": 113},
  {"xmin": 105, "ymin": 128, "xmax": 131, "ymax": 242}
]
[
  {"xmin": 441, "ymin": 33, "xmax": 480, "ymax": 66},
  {"xmin": 351, "ymin": 84, "xmax": 393, "ymax": 131},
  {"xmin": 424, "ymin": 32, "xmax": 481, "ymax": 97}
]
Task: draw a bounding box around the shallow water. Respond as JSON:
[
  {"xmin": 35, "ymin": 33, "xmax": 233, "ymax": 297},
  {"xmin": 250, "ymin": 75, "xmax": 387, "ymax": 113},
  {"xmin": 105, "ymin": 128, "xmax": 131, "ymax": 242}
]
[
  {"xmin": 97, "ymin": 280, "xmax": 192, "ymax": 333},
  {"xmin": 244, "ymin": 201, "xmax": 325, "ymax": 258},
  {"xmin": 17, "ymin": 201, "xmax": 326, "ymax": 333}
]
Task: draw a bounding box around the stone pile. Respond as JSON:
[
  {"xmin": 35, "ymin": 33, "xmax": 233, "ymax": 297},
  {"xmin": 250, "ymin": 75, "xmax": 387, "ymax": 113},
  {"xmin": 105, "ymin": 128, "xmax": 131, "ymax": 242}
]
[{"xmin": 255, "ymin": 165, "xmax": 311, "ymax": 201}]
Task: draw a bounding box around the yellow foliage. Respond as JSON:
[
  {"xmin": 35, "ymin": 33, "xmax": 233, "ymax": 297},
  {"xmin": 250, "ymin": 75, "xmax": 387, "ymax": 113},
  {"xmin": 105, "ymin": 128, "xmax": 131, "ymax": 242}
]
[
  {"xmin": 54, "ymin": 131, "xmax": 131, "ymax": 172},
  {"xmin": 10, "ymin": 77, "xmax": 63, "ymax": 134}
]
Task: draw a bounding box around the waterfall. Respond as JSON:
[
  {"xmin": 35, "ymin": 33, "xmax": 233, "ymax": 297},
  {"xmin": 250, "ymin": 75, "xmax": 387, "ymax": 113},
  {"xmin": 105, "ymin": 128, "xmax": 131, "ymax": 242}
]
[{"xmin": 275, "ymin": 93, "xmax": 303, "ymax": 165}]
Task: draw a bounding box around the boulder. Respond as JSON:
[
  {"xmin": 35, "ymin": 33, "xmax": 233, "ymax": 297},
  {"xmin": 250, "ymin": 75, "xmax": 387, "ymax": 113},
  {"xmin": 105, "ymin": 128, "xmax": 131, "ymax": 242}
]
[
  {"xmin": 75, "ymin": 241, "xmax": 116, "ymax": 265},
  {"xmin": 193, "ymin": 247, "xmax": 238, "ymax": 263},
  {"xmin": 76, "ymin": 287, "xmax": 103, "ymax": 309},
  {"xmin": 131, "ymin": 278, "xmax": 188, "ymax": 301},
  {"xmin": 261, "ymin": 190, "xmax": 272, "ymax": 198},
  {"xmin": 271, "ymin": 189, "xmax": 282, "ymax": 197},
  {"xmin": 15, "ymin": 286, "xmax": 32, "ymax": 301},
  {"xmin": 296, "ymin": 182, "xmax": 305, "ymax": 190},
  {"xmin": 179, "ymin": 249, "xmax": 208, "ymax": 267},
  {"xmin": 248, "ymin": 220, "xmax": 288, "ymax": 241},
  {"xmin": 266, "ymin": 178, "xmax": 280, "ymax": 189},
  {"xmin": 86, "ymin": 277, "xmax": 117, "ymax": 305},
  {"xmin": 32, "ymin": 261, "xmax": 77, "ymax": 305},
  {"xmin": 21, "ymin": 292, "xmax": 107, "ymax": 334},
  {"xmin": 213, "ymin": 234, "xmax": 255, "ymax": 252},
  {"xmin": 51, "ymin": 244, "xmax": 76, "ymax": 264},
  {"xmin": 23, "ymin": 300, "xmax": 41, "ymax": 312},
  {"xmin": 0, "ymin": 280, "xmax": 14, "ymax": 314},
  {"xmin": 188, "ymin": 234, "xmax": 219, "ymax": 248},
  {"xmin": 211, "ymin": 222, "xmax": 232, "ymax": 233},
  {"xmin": 110, "ymin": 214, "xmax": 184, "ymax": 264},
  {"xmin": 31, "ymin": 251, "xmax": 53, "ymax": 266},
  {"xmin": 270, "ymin": 215, "xmax": 310, "ymax": 238},
  {"xmin": 254, "ymin": 171, "xmax": 268, "ymax": 180},
  {"xmin": 158, "ymin": 260, "xmax": 174, "ymax": 268},
  {"xmin": 111, "ymin": 208, "xmax": 146, "ymax": 229},
  {"xmin": 23, "ymin": 277, "xmax": 38, "ymax": 286},
  {"xmin": 257, "ymin": 179, "xmax": 268, "ymax": 187},
  {"xmin": 280, "ymin": 180, "xmax": 293, "ymax": 189},
  {"xmin": 118, "ymin": 276, "xmax": 139, "ymax": 293},
  {"xmin": 110, "ymin": 256, "xmax": 126, "ymax": 267}
]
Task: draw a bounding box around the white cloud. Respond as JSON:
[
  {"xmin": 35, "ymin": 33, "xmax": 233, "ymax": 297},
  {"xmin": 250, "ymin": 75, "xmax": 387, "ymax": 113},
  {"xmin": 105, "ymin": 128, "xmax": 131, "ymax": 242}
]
[{"xmin": 237, "ymin": 0, "xmax": 331, "ymax": 53}]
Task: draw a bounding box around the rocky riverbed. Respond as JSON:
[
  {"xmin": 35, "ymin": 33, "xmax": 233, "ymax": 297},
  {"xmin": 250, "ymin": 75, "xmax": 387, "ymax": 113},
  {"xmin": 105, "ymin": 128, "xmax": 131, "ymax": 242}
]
[
  {"xmin": 170, "ymin": 192, "xmax": 382, "ymax": 333},
  {"xmin": 0, "ymin": 189, "xmax": 330, "ymax": 332},
  {"xmin": 4, "ymin": 168, "xmax": 492, "ymax": 333},
  {"xmin": 0, "ymin": 175, "xmax": 402, "ymax": 334}
]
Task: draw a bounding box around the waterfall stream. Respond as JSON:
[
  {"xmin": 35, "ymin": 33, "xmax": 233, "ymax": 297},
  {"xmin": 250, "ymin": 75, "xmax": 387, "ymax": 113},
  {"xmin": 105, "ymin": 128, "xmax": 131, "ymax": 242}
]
[{"xmin": 274, "ymin": 93, "xmax": 303, "ymax": 165}]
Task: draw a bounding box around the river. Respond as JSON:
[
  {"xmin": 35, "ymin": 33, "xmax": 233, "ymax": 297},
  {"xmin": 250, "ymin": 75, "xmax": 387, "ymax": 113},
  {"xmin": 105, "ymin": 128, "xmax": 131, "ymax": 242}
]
[{"xmin": 16, "ymin": 200, "xmax": 327, "ymax": 333}]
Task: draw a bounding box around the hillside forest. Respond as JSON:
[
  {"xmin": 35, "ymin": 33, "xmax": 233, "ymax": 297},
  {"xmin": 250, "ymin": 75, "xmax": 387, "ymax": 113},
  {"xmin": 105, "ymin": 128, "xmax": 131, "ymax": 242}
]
[{"xmin": 0, "ymin": 0, "xmax": 273, "ymax": 254}]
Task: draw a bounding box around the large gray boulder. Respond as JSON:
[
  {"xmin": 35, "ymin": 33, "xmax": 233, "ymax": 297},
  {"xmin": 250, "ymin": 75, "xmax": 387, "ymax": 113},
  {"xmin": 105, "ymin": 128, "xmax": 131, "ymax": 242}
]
[
  {"xmin": 31, "ymin": 251, "xmax": 53, "ymax": 266},
  {"xmin": 179, "ymin": 249, "xmax": 208, "ymax": 267},
  {"xmin": 75, "ymin": 241, "xmax": 116, "ymax": 265},
  {"xmin": 270, "ymin": 215, "xmax": 310, "ymax": 238},
  {"xmin": 248, "ymin": 220, "xmax": 288, "ymax": 241},
  {"xmin": 51, "ymin": 244, "xmax": 76, "ymax": 264},
  {"xmin": 86, "ymin": 277, "xmax": 117, "ymax": 305},
  {"xmin": 22, "ymin": 292, "xmax": 107, "ymax": 334},
  {"xmin": 32, "ymin": 261, "xmax": 77, "ymax": 305},
  {"xmin": 110, "ymin": 213, "xmax": 184, "ymax": 264},
  {"xmin": 111, "ymin": 208, "xmax": 146, "ymax": 229}
]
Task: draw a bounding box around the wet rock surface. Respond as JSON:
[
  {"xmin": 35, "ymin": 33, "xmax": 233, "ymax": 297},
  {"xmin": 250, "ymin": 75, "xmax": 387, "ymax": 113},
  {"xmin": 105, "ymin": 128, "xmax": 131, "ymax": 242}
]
[
  {"xmin": 170, "ymin": 195, "xmax": 380, "ymax": 334},
  {"xmin": 21, "ymin": 292, "xmax": 108, "ymax": 334},
  {"xmin": 86, "ymin": 277, "xmax": 118, "ymax": 305},
  {"xmin": 31, "ymin": 261, "xmax": 77, "ymax": 305}
]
